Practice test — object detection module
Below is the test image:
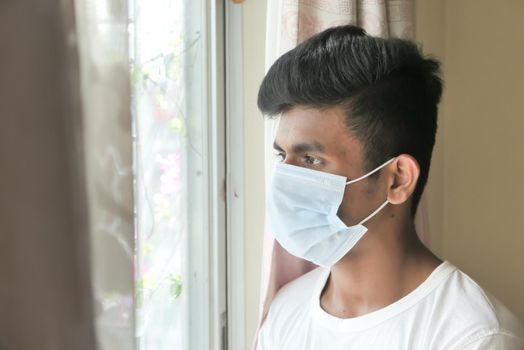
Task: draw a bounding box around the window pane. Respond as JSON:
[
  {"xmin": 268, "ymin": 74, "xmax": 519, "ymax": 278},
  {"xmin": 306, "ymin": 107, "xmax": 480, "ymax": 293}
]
[{"xmin": 131, "ymin": 0, "xmax": 209, "ymax": 348}]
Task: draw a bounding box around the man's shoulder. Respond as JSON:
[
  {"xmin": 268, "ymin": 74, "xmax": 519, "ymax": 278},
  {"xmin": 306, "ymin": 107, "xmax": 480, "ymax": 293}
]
[
  {"xmin": 270, "ymin": 267, "xmax": 326, "ymax": 312},
  {"xmin": 441, "ymin": 266, "xmax": 515, "ymax": 323},
  {"xmin": 258, "ymin": 267, "xmax": 326, "ymax": 349},
  {"xmin": 431, "ymin": 264, "xmax": 524, "ymax": 346}
]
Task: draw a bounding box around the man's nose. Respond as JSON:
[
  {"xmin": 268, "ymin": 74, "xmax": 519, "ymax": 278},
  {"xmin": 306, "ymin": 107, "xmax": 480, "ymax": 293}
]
[{"xmin": 282, "ymin": 155, "xmax": 301, "ymax": 167}]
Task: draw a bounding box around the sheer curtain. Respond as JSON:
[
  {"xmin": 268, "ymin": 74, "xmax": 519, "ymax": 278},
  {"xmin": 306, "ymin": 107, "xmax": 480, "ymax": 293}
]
[
  {"xmin": 0, "ymin": 0, "xmax": 136, "ymax": 348},
  {"xmin": 258, "ymin": 0, "xmax": 426, "ymax": 334},
  {"xmin": 74, "ymin": 0, "xmax": 135, "ymax": 348}
]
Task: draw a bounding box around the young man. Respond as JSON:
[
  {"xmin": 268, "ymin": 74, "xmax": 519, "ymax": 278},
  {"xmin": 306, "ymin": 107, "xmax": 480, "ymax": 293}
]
[{"xmin": 256, "ymin": 25, "xmax": 524, "ymax": 349}]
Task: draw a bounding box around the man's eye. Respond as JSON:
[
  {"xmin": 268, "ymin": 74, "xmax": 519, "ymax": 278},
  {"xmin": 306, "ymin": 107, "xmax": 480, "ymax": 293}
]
[
  {"xmin": 274, "ymin": 152, "xmax": 285, "ymax": 162},
  {"xmin": 304, "ymin": 155, "xmax": 321, "ymax": 166}
]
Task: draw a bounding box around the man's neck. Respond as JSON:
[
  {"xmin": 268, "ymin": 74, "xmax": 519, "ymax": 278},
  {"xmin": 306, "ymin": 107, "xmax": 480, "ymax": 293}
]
[{"xmin": 320, "ymin": 221, "xmax": 442, "ymax": 319}]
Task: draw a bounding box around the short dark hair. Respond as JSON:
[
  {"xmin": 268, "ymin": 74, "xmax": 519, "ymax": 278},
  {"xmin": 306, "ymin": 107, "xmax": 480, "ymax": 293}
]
[{"xmin": 257, "ymin": 25, "xmax": 443, "ymax": 216}]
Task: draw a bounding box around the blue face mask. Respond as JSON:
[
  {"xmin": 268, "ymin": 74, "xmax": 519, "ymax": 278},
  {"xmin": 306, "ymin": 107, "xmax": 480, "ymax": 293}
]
[{"xmin": 266, "ymin": 158, "xmax": 395, "ymax": 267}]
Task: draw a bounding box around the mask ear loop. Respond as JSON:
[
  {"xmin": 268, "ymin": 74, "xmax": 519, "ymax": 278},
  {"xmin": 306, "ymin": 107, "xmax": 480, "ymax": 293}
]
[
  {"xmin": 346, "ymin": 157, "xmax": 396, "ymax": 225},
  {"xmin": 346, "ymin": 158, "xmax": 396, "ymax": 185},
  {"xmin": 358, "ymin": 200, "xmax": 389, "ymax": 225}
]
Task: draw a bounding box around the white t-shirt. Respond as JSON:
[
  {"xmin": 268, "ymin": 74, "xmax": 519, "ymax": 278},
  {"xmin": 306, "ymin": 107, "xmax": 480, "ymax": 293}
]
[{"xmin": 257, "ymin": 261, "xmax": 524, "ymax": 350}]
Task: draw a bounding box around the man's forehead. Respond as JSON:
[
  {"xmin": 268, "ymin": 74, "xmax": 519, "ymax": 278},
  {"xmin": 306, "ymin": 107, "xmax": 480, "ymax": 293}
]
[
  {"xmin": 279, "ymin": 105, "xmax": 348, "ymax": 129},
  {"xmin": 273, "ymin": 139, "xmax": 325, "ymax": 153},
  {"xmin": 276, "ymin": 105, "xmax": 358, "ymax": 152}
]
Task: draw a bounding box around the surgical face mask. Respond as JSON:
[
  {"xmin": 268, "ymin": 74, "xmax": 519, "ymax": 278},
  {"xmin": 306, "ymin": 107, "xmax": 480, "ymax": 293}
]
[{"xmin": 266, "ymin": 158, "xmax": 395, "ymax": 267}]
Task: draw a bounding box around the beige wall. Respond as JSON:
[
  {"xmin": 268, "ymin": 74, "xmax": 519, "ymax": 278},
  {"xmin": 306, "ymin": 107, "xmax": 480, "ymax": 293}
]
[
  {"xmin": 414, "ymin": 0, "xmax": 446, "ymax": 256},
  {"xmin": 242, "ymin": 0, "xmax": 524, "ymax": 345},
  {"xmin": 437, "ymin": 0, "xmax": 524, "ymax": 322},
  {"xmin": 417, "ymin": 0, "xmax": 524, "ymax": 323}
]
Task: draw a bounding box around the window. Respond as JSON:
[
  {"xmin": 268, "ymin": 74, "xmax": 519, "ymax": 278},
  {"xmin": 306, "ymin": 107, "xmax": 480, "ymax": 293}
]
[
  {"xmin": 132, "ymin": 0, "xmax": 227, "ymax": 349},
  {"xmin": 79, "ymin": 0, "xmax": 230, "ymax": 349}
]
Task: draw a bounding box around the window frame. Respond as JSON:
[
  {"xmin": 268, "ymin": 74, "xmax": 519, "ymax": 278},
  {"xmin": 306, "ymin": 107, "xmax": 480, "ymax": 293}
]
[
  {"xmin": 224, "ymin": 1, "xmax": 246, "ymax": 350},
  {"xmin": 206, "ymin": 0, "xmax": 229, "ymax": 349}
]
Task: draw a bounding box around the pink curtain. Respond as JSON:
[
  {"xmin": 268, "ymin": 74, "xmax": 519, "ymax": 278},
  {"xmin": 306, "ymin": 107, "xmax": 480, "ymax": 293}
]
[{"xmin": 257, "ymin": 0, "xmax": 421, "ymax": 340}]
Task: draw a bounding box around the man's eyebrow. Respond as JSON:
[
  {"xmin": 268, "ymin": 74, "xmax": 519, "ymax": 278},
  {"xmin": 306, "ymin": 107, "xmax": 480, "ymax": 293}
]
[{"xmin": 273, "ymin": 140, "xmax": 325, "ymax": 153}]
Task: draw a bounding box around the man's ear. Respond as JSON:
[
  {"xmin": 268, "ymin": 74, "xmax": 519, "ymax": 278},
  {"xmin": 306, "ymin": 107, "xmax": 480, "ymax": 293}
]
[{"xmin": 387, "ymin": 154, "xmax": 420, "ymax": 205}]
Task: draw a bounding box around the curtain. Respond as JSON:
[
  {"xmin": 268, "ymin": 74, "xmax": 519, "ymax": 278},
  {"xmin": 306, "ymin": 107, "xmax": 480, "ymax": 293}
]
[
  {"xmin": 74, "ymin": 0, "xmax": 135, "ymax": 349},
  {"xmin": 0, "ymin": 0, "xmax": 135, "ymax": 349},
  {"xmin": 0, "ymin": 1, "xmax": 97, "ymax": 349},
  {"xmin": 258, "ymin": 0, "xmax": 425, "ymax": 336}
]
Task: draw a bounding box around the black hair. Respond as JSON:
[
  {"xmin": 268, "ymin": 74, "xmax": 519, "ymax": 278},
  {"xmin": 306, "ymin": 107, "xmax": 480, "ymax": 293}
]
[{"xmin": 257, "ymin": 25, "xmax": 443, "ymax": 216}]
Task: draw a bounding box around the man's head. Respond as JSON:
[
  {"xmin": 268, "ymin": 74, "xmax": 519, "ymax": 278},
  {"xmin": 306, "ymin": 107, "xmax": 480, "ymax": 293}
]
[{"xmin": 258, "ymin": 25, "xmax": 443, "ymax": 219}]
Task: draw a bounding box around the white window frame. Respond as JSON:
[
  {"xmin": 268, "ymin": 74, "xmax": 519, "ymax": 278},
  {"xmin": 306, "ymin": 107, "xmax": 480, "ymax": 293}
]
[
  {"xmin": 208, "ymin": 1, "xmax": 246, "ymax": 349},
  {"xmin": 207, "ymin": 0, "xmax": 229, "ymax": 349},
  {"xmin": 224, "ymin": 2, "xmax": 246, "ymax": 350}
]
